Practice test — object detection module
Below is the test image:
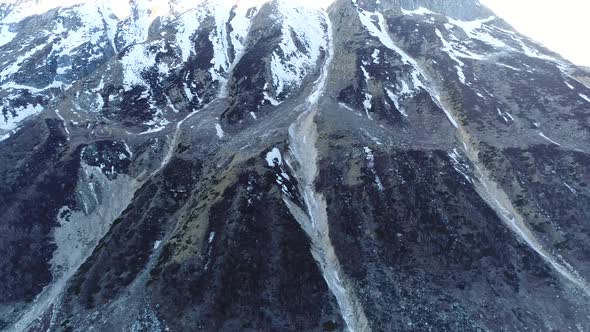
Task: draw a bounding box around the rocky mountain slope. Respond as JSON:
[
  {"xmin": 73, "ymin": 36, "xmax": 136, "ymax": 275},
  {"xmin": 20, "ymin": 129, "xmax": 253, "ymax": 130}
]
[{"xmin": 1, "ymin": 0, "xmax": 589, "ymax": 331}]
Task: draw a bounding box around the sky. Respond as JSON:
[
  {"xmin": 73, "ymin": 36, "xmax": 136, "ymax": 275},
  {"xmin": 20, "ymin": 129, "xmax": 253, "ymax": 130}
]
[{"xmin": 481, "ymin": 0, "xmax": 590, "ymax": 67}]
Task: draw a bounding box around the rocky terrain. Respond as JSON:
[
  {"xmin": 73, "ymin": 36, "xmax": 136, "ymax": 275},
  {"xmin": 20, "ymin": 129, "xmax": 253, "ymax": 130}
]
[{"xmin": 0, "ymin": 0, "xmax": 589, "ymax": 331}]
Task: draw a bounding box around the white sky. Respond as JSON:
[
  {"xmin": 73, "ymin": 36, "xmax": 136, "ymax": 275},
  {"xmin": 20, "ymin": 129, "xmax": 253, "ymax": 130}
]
[{"xmin": 481, "ymin": 0, "xmax": 590, "ymax": 67}]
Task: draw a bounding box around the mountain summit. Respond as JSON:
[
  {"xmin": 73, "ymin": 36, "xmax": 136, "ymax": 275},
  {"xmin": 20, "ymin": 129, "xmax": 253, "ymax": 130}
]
[{"xmin": 1, "ymin": 0, "xmax": 590, "ymax": 331}]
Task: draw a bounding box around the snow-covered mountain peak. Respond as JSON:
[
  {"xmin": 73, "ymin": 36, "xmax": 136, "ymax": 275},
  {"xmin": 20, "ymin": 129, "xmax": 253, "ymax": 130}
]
[{"xmin": 1, "ymin": 0, "xmax": 334, "ymax": 23}]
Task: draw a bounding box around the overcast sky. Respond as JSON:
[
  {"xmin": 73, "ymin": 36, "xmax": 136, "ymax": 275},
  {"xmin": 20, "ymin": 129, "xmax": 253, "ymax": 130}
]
[{"xmin": 481, "ymin": 0, "xmax": 590, "ymax": 67}]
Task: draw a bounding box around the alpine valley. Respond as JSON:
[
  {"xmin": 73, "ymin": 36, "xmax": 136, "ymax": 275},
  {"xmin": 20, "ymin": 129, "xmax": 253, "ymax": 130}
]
[{"xmin": 1, "ymin": 0, "xmax": 589, "ymax": 331}]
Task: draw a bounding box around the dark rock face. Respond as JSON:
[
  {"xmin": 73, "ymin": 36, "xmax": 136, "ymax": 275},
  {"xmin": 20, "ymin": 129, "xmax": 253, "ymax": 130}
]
[
  {"xmin": 317, "ymin": 144, "xmax": 586, "ymax": 331},
  {"xmin": 1, "ymin": 0, "xmax": 590, "ymax": 331},
  {"xmin": 146, "ymin": 164, "xmax": 343, "ymax": 331},
  {"xmin": 0, "ymin": 119, "xmax": 79, "ymax": 304}
]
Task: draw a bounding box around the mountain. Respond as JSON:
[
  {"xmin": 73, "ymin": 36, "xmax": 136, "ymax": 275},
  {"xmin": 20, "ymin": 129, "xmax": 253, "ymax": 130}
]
[{"xmin": 1, "ymin": 0, "xmax": 590, "ymax": 331}]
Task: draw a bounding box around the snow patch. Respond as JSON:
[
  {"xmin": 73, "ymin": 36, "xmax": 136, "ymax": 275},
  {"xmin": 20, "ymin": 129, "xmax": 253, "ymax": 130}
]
[
  {"xmin": 401, "ymin": 7, "xmax": 436, "ymax": 16},
  {"xmin": 496, "ymin": 108, "xmax": 511, "ymax": 123},
  {"xmin": 497, "ymin": 62, "xmax": 521, "ymax": 71},
  {"xmin": 362, "ymin": 93, "xmax": 373, "ymax": 120},
  {"xmin": 120, "ymin": 44, "xmax": 158, "ymax": 89},
  {"xmin": 215, "ymin": 123, "xmax": 224, "ymax": 139},
  {"xmin": 361, "ymin": 129, "xmax": 383, "ymax": 146},
  {"xmin": 371, "ymin": 49, "xmax": 380, "ymax": 63},
  {"xmin": 448, "ymin": 148, "xmax": 472, "ymax": 183},
  {"xmin": 139, "ymin": 125, "xmax": 166, "ymax": 135},
  {"xmin": 0, "ymin": 24, "xmax": 17, "ymax": 47},
  {"xmin": 563, "ymin": 182, "xmax": 577, "ymax": 194},
  {"xmin": 270, "ymin": 2, "xmax": 327, "ymax": 100},
  {"xmin": 355, "ymin": 6, "xmax": 460, "ymax": 128},
  {"xmin": 176, "ymin": 8, "xmax": 204, "ymax": 62},
  {"xmin": 538, "ymin": 132, "xmax": 561, "ymax": 146},
  {"xmin": 356, "ymin": 8, "xmax": 427, "ymax": 93},
  {"xmin": 364, "ymin": 147, "xmax": 384, "ymax": 191},
  {"xmin": 54, "ymin": 109, "xmax": 70, "ymax": 140},
  {"xmin": 385, "ymin": 87, "xmax": 407, "ymax": 117},
  {"xmin": 435, "ymin": 29, "xmax": 467, "ymax": 84},
  {"xmin": 448, "ymin": 16, "xmax": 506, "ymax": 48},
  {"xmin": 263, "ymin": 83, "xmax": 281, "ymax": 106},
  {"xmin": 265, "ymin": 147, "xmax": 283, "ymax": 167},
  {"xmin": 0, "ymin": 103, "xmax": 44, "ymax": 131}
]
